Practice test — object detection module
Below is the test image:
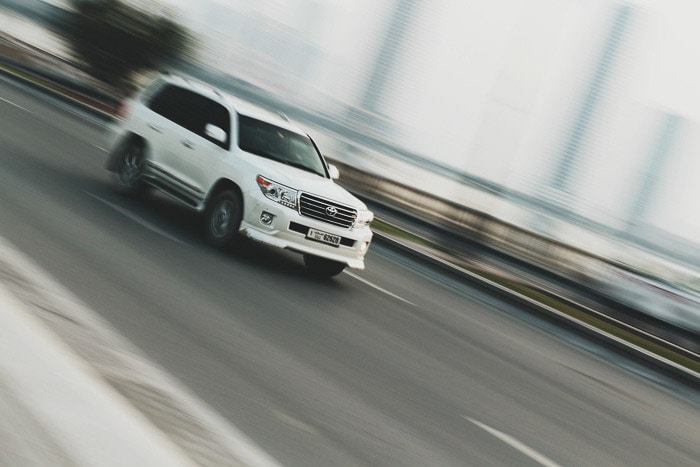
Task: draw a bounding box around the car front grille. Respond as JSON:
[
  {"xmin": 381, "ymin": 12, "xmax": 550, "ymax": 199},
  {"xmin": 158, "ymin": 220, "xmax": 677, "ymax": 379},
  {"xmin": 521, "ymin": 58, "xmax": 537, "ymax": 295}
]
[{"xmin": 299, "ymin": 193, "xmax": 357, "ymax": 228}]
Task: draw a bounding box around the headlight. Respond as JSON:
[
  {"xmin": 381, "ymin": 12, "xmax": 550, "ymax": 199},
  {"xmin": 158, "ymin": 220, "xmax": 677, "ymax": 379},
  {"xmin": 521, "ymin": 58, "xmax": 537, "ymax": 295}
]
[
  {"xmin": 354, "ymin": 209, "xmax": 374, "ymax": 229},
  {"xmin": 256, "ymin": 175, "xmax": 298, "ymax": 209}
]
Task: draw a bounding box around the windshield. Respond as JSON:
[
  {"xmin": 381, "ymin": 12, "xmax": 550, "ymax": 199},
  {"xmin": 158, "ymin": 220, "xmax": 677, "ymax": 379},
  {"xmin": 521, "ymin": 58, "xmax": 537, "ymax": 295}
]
[{"xmin": 237, "ymin": 114, "xmax": 327, "ymax": 177}]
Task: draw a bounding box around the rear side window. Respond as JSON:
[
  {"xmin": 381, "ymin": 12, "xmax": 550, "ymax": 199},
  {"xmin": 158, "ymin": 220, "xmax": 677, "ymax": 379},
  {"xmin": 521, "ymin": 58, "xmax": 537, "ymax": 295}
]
[
  {"xmin": 148, "ymin": 85, "xmax": 185, "ymax": 124},
  {"xmin": 148, "ymin": 85, "xmax": 231, "ymax": 149}
]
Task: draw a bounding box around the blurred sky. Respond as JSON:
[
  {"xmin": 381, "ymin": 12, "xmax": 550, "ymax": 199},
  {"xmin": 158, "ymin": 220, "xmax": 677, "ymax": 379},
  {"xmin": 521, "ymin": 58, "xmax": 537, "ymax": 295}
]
[
  {"xmin": 147, "ymin": 0, "xmax": 700, "ymax": 119},
  {"xmin": 36, "ymin": 0, "xmax": 700, "ymax": 133},
  {"xmin": 639, "ymin": 0, "xmax": 700, "ymax": 119}
]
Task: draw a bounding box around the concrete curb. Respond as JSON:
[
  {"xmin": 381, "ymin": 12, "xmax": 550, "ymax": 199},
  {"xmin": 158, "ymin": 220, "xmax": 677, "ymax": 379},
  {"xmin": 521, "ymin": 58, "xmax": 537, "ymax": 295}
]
[
  {"xmin": 0, "ymin": 282, "xmax": 196, "ymax": 466},
  {"xmin": 374, "ymin": 232, "xmax": 700, "ymax": 386},
  {"xmin": 0, "ymin": 234, "xmax": 281, "ymax": 467}
]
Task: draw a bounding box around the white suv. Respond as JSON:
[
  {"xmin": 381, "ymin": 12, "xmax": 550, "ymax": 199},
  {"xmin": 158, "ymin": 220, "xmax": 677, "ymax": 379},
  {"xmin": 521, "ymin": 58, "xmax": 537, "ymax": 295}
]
[{"xmin": 106, "ymin": 74, "xmax": 373, "ymax": 276}]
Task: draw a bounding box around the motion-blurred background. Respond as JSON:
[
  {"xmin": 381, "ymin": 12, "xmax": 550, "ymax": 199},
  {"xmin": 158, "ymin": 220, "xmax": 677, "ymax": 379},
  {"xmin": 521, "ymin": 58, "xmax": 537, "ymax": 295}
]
[{"xmin": 1, "ymin": 0, "xmax": 699, "ymax": 329}]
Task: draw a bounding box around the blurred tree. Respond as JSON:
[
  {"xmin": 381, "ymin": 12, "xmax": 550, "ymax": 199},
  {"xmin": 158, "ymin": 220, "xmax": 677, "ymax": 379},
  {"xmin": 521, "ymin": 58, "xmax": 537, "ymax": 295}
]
[{"xmin": 64, "ymin": 0, "xmax": 192, "ymax": 89}]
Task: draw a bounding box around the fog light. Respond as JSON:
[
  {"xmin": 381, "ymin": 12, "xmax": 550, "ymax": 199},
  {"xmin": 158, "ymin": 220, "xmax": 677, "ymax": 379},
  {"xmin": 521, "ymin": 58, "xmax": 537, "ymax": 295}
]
[
  {"xmin": 359, "ymin": 241, "xmax": 369, "ymax": 253},
  {"xmin": 260, "ymin": 211, "xmax": 274, "ymax": 226}
]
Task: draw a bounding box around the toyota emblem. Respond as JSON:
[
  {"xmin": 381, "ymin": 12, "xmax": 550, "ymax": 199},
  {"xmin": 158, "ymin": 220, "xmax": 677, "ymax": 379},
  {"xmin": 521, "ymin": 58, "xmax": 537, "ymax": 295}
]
[{"xmin": 326, "ymin": 206, "xmax": 338, "ymax": 217}]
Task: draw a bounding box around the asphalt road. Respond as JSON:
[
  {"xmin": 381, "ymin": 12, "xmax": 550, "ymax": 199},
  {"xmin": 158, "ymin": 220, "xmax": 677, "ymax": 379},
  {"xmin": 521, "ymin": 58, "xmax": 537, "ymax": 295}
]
[{"xmin": 0, "ymin": 78, "xmax": 699, "ymax": 466}]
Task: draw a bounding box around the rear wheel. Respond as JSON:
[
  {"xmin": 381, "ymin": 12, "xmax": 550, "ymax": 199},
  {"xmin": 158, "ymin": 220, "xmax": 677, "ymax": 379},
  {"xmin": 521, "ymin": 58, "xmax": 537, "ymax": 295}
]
[
  {"xmin": 113, "ymin": 140, "xmax": 146, "ymax": 196},
  {"xmin": 304, "ymin": 254, "xmax": 346, "ymax": 277},
  {"xmin": 205, "ymin": 190, "xmax": 242, "ymax": 248}
]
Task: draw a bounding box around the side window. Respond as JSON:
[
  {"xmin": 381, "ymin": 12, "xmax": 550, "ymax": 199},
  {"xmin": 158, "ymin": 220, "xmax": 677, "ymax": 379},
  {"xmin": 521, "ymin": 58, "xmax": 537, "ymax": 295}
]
[
  {"xmin": 148, "ymin": 85, "xmax": 230, "ymax": 149},
  {"xmin": 148, "ymin": 85, "xmax": 185, "ymax": 124}
]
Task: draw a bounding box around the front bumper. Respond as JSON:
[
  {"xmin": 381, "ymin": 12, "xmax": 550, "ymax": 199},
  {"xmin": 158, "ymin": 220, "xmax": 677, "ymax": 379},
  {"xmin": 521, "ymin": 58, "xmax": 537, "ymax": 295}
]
[{"xmin": 239, "ymin": 190, "xmax": 372, "ymax": 269}]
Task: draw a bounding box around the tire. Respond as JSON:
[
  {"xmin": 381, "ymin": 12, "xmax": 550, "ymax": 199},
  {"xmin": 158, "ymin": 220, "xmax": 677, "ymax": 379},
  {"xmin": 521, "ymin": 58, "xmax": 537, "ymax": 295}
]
[
  {"xmin": 204, "ymin": 190, "xmax": 242, "ymax": 248},
  {"xmin": 113, "ymin": 140, "xmax": 146, "ymax": 196},
  {"xmin": 304, "ymin": 254, "xmax": 346, "ymax": 277}
]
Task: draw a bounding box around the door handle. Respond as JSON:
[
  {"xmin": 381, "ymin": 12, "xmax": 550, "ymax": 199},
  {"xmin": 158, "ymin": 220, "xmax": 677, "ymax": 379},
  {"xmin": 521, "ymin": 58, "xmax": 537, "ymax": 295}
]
[
  {"xmin": 181, "ymin": 139, "xmax": 194, "ymax": 149},
  {"xmin": 148, "ymin": 123, "xmax": 163, "ymax": 133}
]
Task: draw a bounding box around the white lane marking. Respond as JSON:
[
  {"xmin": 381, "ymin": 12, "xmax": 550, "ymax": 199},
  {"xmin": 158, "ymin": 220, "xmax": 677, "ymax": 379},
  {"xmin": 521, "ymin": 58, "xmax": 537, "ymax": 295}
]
[
  {"xmin": 346, "ymin": 271, "xmax": 416, "ymax": 306},
  {"xmin": 92, "ymin": 144, "xmax": 107, "ymax": 152},
  {"xmin": 84, "ymin": 191, "xmax": 190, "ymax": 247},
  {"xmin": 466, "ymin": 417, "xmax": 561, "ymax": 467},
  {"xmin": 0, "ymin": 95, "xmax": 31, "ymax": 113},
  {"xmin": 271, "ymin": 410, "xmax": 319, "ymax": 435}
]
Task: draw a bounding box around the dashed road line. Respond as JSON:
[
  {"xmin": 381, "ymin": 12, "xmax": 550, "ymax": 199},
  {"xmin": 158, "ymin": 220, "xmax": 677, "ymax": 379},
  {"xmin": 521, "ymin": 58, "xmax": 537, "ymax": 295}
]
[
  {"xmin": 271, "ymin": 410, "xmax": 319, "ymax": 435},
  {"xmin": 466, "ymin": 417, "xmax": 561, "ymax": 467},
  {"xmin": 346, "ymin": 271, "xmax": 416, "ymax": 306},
  {"xmin": 0, "ymin": 95, "xmax": 31, "ymax": 113}
]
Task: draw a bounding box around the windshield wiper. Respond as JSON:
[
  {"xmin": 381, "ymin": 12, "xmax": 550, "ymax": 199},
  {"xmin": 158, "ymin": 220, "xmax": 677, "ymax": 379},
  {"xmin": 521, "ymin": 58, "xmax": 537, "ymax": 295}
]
[
  {"xmin": 244, "ymin": 148, "xmax": 324, "ymax": 176},
  {"xmin": 284, "ymin": 160, "xmax": 324, "ymax": 176},
  {"xmin": 249, "ymin": 150, "xmax": 286, "ymax": 165}
]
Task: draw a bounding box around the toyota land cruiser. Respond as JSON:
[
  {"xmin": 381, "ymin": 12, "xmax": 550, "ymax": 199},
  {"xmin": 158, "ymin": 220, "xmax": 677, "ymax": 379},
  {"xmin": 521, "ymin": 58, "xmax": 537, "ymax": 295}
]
[{"xmin": 106, "ymin": 74, "xmax": 373, "ymax": 277}]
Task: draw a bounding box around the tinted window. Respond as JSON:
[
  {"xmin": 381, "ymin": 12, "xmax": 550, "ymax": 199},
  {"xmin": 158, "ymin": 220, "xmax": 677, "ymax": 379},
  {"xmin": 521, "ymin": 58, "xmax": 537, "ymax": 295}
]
[
  {"xmin": 148, "ymin": 85, "xmax": 187, "ymax": 125},
  {"xmin": 238, "ymin": 115, "xmax": 326, "ymax": 177},
  {"xmin": 148, "ymin": 85, "xmax": 230, "ymax": 149}
]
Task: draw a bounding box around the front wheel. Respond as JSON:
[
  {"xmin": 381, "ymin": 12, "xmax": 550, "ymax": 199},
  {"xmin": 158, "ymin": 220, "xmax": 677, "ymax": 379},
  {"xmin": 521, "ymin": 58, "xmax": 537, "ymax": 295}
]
[
  {"xmin": 304, "ymin": 255, "xmax": 346, "ymax": 277},
  {"xmin": 204, "ymin": 190, "xmax": 242, "ymax": 248}
]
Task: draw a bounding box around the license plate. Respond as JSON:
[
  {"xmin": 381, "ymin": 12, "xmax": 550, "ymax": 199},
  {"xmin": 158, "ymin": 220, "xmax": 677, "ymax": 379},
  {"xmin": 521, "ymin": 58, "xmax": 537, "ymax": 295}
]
[{"xmin": 307, "ymin": 228, "xmax": 341, "ymax": 246}]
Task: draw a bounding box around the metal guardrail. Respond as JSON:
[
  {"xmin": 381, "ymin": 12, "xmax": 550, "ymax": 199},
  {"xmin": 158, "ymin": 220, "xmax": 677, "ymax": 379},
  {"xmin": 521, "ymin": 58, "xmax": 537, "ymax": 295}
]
[
  {"xmin": 330, "ymin": 158, "xmax": 700, "ymax": 339},
  {"xmin": 331, "ymin": 159, "xmax": 604, "ymax": 280}
]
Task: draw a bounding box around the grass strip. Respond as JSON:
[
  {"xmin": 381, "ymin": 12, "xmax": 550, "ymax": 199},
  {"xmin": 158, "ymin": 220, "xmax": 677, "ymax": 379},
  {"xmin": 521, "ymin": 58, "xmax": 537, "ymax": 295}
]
[{"xmin": 493, "ymin": 277, "xmax": 700, "ymax": 373}]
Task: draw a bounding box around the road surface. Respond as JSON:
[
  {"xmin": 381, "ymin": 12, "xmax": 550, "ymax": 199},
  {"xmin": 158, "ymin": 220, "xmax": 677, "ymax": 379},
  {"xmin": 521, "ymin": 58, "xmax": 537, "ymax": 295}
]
[{"xmin": 0, "ymin": 78, "xmax": 698, "ymax": 466}]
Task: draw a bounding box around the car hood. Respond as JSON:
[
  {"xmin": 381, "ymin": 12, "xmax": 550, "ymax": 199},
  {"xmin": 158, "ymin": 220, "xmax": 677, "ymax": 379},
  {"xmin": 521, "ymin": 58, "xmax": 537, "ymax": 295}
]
[{"xmin": 247, "ymin": 155, "xmax": 368, "ymax": 209}]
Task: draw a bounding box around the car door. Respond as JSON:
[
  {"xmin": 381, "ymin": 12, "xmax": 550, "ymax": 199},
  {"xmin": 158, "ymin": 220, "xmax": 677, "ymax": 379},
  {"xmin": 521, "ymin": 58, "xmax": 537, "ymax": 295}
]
[
  {"xmin": 162, "ymin": 90, "xmax": 231, "ymax": 205},
  {"xmin": 143, "ymin": 84, "xmax": 188, "ymax": 172}
]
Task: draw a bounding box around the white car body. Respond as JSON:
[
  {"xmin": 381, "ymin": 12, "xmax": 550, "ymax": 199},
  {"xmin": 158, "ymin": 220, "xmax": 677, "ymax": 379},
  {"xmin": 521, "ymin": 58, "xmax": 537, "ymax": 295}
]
[{"xmin": 106, "ymin": 74, "xmax": 372, "ymax": 272}]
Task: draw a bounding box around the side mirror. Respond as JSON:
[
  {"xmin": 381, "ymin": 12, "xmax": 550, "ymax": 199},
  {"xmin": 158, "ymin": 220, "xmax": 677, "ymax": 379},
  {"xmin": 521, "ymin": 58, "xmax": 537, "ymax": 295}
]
[
  {"xmin": 328, "ymin": 164, "xmax": 340, "ymax": 180},
  {"xmin": 205, "ymin": 124, "xmax": 227, "ymax": 144}
]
